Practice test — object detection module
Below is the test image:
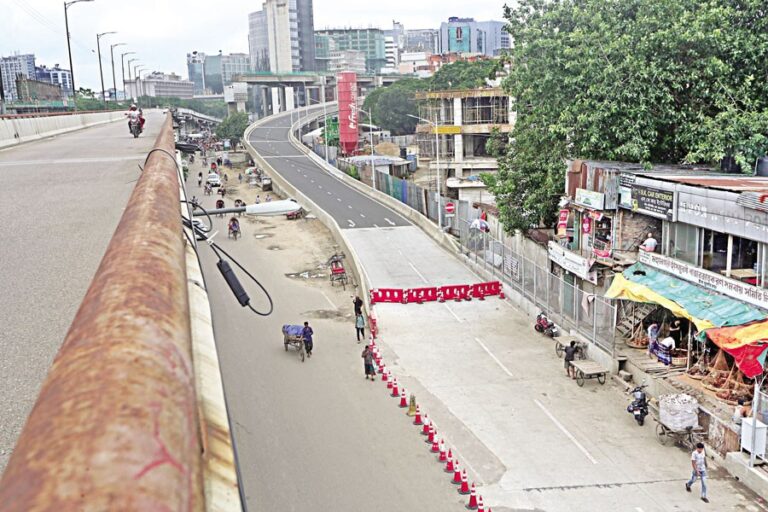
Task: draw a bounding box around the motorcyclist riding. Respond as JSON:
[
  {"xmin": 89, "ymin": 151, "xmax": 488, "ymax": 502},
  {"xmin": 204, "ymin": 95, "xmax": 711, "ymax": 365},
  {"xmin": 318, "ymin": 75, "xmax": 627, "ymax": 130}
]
[{"xmin": 126, "ymin": 104, "xmax": 145, "ymax": 133}]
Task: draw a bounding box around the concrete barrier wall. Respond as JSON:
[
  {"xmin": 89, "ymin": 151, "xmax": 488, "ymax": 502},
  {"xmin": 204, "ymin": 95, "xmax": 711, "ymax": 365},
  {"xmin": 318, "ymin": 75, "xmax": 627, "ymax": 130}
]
[{"xmin": 0, "ymin": 111, "xmax": 125, "ymax": 149}]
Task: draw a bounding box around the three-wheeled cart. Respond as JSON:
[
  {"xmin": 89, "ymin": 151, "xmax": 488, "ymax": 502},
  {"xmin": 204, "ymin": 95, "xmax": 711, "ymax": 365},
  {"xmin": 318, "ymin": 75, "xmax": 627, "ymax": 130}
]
[
  {"xmin": 570, "ymin": 359, "xmax": 608, "ymax": 387},
  {"xmin": 555, "ymin": 338, "xmax": 588, "ymax": 360},
  {"xmin": 283, "ymin": 324, "xmax": 306, "ymax": 362},
  {"xmin": 327, "ymin": 252, "xmax": 348, "ymax": 290}
]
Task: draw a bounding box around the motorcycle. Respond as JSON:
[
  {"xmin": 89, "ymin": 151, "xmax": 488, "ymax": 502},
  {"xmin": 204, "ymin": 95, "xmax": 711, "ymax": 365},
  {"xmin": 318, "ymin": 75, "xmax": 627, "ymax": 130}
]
[
  {"xmin": 129, "ymin": 119, "xmax": 141, "ymax": 138},
  {"xmin": 626, "ymin": 383, "xmax": 649, "ymax": 426},
  {"xmin": 534, "ymin": 312, "xmax": 560, "ymax": 337}
]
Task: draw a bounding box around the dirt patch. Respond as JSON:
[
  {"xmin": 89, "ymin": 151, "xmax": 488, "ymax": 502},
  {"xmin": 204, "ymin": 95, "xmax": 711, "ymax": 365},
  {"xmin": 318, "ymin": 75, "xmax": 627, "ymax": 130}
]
[{"xmin": 302, "ymin": 309, "xmax": 352, "ymax": 322}]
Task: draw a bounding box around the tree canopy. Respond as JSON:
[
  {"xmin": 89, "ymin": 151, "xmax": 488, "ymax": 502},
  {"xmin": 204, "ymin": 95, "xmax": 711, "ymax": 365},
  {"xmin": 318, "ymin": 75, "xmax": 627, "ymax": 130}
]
[
  {"xmin": 215, "ymin": 112, "xmax": 250, "ymax": 145},
  {"xmin": 485, "ymin": 0, "xmax": 768, "ymax": 232}
]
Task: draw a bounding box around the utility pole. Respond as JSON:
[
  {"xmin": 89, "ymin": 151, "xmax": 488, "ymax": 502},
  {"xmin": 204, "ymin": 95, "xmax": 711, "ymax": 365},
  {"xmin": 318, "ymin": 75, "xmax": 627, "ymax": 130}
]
[
  {"xmin": 110, "ymin": 43, "xmax": 125, "ymax": 103},
  {"xmin": 120, "ymin": 51, "xmax": 134, "ymax": 103},
  {"xmin": 64, "ymin": 0, "xmax": 94, "ymax": 110},
  {"xmin": 96, "ymin": 31, "xmax": 116, "ymax": 106}
]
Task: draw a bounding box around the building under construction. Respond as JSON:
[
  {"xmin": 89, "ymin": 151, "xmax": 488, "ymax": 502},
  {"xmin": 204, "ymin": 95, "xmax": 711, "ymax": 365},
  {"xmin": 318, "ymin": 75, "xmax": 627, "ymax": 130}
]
[{"xmin": 415, "ymin": 87, "xmax": 513, "ymax": 203}]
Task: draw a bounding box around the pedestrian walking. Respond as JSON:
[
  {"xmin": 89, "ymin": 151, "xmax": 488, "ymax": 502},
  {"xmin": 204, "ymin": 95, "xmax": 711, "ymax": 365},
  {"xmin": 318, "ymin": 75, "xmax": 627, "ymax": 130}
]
[
  {"xmin": 355, "ymin": 314, "xmax": 366, "ymax": 342},
  {"xmin": 223, "ymin": 173, "xmax": 228, "ymax": 183},
  {"xmin": 353, "ymin": 295, "xmax": 363, "ymax": 316},
  {"xmin": 255, "ymin": 195, "xmax": 261, "ymax": 204},
  {"xmin": 685, "ymin": 442, "xmax": 709, "ymax": 503},
  {"xmin": 217, "ymin": 156, "xmax": 222, "ymax": 167},
  {"xmin": 362, "ymin": 344, "xmax": 376, "ymax": 380},
  {"xmin": 197, "ymin": 171, "xmax": 203, "ymax": 187},
  {"xmin": 302, "ymin": 321, "xmax": 314, "ymax": 358},
  {"xmin": 564, "ymin": 340, "xmax": 577, "ymax": 379},
  {"xmin": 238, "ymin": 172, "xmax": 243, "ymax": 183}
]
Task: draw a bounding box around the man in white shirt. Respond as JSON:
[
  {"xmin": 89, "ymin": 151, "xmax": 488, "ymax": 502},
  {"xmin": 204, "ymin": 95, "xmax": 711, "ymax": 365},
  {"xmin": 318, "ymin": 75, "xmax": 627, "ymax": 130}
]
[
  {"xmin": 685, "ymin": 442, "xmax": 709, "ymax": 503},
  {"xmin": 640, "ymin": 232, "xmax": 658, "ymax": 252}
]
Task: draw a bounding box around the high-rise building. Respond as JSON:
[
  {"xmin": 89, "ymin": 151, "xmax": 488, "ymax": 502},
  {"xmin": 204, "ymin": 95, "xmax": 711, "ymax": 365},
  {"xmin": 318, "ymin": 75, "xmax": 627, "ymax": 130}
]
[
  {"xmin": 314, "ymin": 28, "xmax": 386, "ymax": 74},
  {"xmin": 1, "ymin": 53, "xmax": 36, "ymax": 101},
  {"xmin": 187, "ymin": 52, "xmax": 206, "ymax": 94},
  {"xmin": 328, "ymin": 50, "xmax": 366, "ymax": 74},
  {"xmin": 248, "ymin": 11, "xmax": 270, "ymax": 71},
  {"xmin": 404, "ymin": 29, "xmax": 438, "ymax": 54},
  {"xmin": 248, "ymin": 0, "xmax": 316, "ymax": 73},
  {"xmin": 384, "ymin": 37, "xmax": 399, "ymax": 71},
  {"xmin": 35, "ymin": 64, "xmax": 73, "ymax": 97},
  {"xmin": 126, "ymin": 72, "xmax": 194, "ymax": 99},
  {"xmin": 438, "ymin": 18, "xmax": 510, "ymax": 56},
  {"xmin": 221, "ymin": 53, "xmax": 251, "ymax": 84}
]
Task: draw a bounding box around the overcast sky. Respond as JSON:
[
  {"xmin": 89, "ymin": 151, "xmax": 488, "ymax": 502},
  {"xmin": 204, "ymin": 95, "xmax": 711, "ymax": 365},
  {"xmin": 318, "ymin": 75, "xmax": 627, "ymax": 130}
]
[{"xmin": 0, "ymin": 0, "xmax": 506, "ymax": 91}]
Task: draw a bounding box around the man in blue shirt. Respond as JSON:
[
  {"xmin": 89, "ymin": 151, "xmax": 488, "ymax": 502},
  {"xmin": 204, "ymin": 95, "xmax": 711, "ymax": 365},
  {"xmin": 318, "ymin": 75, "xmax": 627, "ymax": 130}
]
[{"xmin": 302, "ymin": 321, "xmax": 314, "ymax": 358}]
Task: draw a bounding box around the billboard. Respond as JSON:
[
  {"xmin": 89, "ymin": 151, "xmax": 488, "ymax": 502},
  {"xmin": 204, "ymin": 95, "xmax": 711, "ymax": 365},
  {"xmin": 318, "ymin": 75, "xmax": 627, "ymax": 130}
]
[{"xmin": 337, "ymin": 72, "xmax": 358, "ymax": 155}]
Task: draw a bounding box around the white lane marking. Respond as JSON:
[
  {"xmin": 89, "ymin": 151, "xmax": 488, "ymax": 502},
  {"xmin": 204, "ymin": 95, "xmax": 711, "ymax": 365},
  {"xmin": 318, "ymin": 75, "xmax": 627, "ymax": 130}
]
[
  {"xmin": 337, "ymin": 198, "xmax": 342, "ymax": 202},
  {"xmin": 318, "ymin": 185, "xmax": 323, "ymax": 189},
  {"xmin": 444, "ymin": 304, "xmax": 463, "ymax": 323},
  {"xmin": 360, "ymin": 213, "xmax": 366, "ymax": 218},
  {"xmin": 474, "ymin": 337, "xmax": 513, "ymax": 377},
  {"xmin": 373, "ymin": 224, "xmax": 379, "ymax": 228},
  {"xmin": 408, "ymin": 262, "xmax": 428, "ymax": 284},
  {"xmin": 635, "ymin": 508, "xmax": 644, "ymax": 512},
  {"xmin": 347, "ymin": 219, "xmax": 356, "ymax": 228},
  {"xmin": 384, "ymin": 218, "xmax": 396, "ymax": 226},
  {"xmin": 397, "ymin": 249, "xmax": 404, "ymax": 256},
  {"xmin": 327, "ymin": 191, "xmax": 332, "ymax": 195},
  {"xmin": 534, "ymin": 399, "xmax": 598, "ymax": 465},
  {"xmin": 311, "ymin": 179, "xmax": 315, "ymax": 183},
  {"xmin": 348, "ymin": 205, "xmax": 353, "ymax": 209},
  {"xmin": 320, "ymin": 291, "xmax": 337, "ymax": 309}
]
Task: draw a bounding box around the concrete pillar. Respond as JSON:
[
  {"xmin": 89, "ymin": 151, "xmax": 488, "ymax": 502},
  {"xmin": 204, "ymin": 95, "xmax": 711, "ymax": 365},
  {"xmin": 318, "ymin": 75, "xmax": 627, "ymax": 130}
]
[
  {"xmin": 453, "ymin": 97, "xmax": 463, "ymax": 125},
  {"xmin": 285, "ymin": 86, "xmax": 295, "ymax": 110},
  {"xmin": 320, "ymin": 84, "xmax": 326, "ymax": 103},
  {"xmin": 270, "ymin": 87, "xmax": 281, "ymax": 114}
]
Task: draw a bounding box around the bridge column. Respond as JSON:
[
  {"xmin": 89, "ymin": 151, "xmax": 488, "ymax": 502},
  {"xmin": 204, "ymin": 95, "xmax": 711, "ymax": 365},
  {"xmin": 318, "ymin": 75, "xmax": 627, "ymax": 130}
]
[
  {"xmin": 270, "ymin": 87, "xmax": 282, "ymax": 114},
  {"xmin": 285, "ymin": 86, "xmax": 296, "ymax": 110}
]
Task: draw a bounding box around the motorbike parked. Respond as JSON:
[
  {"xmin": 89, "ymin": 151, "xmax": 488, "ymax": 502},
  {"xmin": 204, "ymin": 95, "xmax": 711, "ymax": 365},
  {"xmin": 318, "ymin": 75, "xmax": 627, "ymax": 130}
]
[
  {"xmin": 534, "ymin": 312, "xmax": 560, "ymax": 337},
  {"xmin": 627, "ymin": 383, "xmax": 649, "ymax": 426}
]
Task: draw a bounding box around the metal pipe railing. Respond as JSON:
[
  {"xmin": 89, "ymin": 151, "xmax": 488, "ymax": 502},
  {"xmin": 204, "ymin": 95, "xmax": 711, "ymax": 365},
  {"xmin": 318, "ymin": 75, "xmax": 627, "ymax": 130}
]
[{"xmin": 0, "ymin": 114, "xmax": 204, "ymax": 511}]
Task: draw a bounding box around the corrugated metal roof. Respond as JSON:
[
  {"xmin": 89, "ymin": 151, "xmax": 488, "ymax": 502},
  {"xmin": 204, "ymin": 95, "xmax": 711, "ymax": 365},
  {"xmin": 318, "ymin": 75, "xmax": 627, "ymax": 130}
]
[{"xmin": 646, "ymin": 175, "xmax": 768, "ymax": 192}]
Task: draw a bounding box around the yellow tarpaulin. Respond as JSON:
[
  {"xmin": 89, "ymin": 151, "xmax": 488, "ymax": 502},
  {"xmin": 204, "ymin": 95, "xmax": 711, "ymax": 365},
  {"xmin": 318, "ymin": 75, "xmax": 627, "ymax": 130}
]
[{"xmin": 605, "ymin": 273, "xmax": 715, "ymax": 330}]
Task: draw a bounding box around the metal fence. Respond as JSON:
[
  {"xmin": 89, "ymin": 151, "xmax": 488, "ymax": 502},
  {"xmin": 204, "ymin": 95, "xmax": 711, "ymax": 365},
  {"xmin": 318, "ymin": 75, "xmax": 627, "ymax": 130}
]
[
  {"xmin": 749, "ymin": 387, "xmax": 768, "ymax": 466},
  {"xmin": 458, "ymin": 218, "xmax": 618, "ymax": 354}
]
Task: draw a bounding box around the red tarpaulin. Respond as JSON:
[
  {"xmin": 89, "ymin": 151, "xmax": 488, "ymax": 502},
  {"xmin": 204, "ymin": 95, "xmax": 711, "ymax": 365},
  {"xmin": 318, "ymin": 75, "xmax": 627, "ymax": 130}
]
[{"xmin": 705, "ymin": 321, "xmax": 768, "ymax": 378}]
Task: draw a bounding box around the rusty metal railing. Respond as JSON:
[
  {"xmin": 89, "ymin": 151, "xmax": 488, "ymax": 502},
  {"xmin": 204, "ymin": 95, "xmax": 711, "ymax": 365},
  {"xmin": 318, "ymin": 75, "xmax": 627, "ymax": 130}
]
[{"xmin": 0, "ymin": 114, "xmax": 204, "ymax": 511}]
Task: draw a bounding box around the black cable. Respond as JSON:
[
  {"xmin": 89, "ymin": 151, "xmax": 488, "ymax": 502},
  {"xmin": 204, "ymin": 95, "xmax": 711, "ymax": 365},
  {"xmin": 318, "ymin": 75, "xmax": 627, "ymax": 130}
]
[{"xmin": 207, "ymin": 241, "xmax": 274, "ymax": 317}]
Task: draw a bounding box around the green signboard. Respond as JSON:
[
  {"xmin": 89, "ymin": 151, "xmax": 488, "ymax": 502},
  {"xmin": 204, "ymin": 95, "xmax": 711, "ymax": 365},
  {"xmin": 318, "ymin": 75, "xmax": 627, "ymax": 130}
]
[{"xmin": 324, "ymin": 116, "xmax": 339, "ymax": 144}]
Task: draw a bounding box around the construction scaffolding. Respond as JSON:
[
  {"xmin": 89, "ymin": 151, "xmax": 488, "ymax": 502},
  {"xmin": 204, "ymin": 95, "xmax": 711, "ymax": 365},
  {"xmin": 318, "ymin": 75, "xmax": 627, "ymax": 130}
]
[{"xmin": 416, "ymin": 88, "xmax": 510, "ymax": 126}]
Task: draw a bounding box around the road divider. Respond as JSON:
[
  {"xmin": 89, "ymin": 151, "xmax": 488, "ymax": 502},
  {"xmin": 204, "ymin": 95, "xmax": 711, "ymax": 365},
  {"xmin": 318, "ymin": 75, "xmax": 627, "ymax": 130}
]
[{"xmin": 369, "ymin": 281, "xmax": 503, "ymax": 305}]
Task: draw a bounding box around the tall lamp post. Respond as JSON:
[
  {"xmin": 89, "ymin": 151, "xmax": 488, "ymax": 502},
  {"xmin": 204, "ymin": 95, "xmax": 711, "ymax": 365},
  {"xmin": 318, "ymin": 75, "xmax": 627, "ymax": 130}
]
[
  {"xmin": 358, "ymin": 107, "xmax": 377, "ymax": 192},
  {"xmin": 120, "ymin": 51, "xmax": 135, "ymax": 102},
  {"xmin": 134, "ymin": 67, "xmax": 146, "ymax": 103},
  {"xmin": 127, "ymin": 58, "xmax": 139, "ymax": 99},
  {"xmin": 408, "ymin": 113, "xmax": 442, "ymax": 230},
  {"xmin": 63, "ymin": 0, "xmax": 94, "ymax": 110},
  {"xmin": 110, "ymin": 42, "xmax": 126, "ymax": 102},
  {"xmin": 96, "ymin": 31, "xmax": 116, "ymax": 105}
]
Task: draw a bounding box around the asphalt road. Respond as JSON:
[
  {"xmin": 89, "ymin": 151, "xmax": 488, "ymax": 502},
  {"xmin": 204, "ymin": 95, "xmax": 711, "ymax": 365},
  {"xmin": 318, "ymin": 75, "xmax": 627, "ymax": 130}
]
[
  {"xmin": 194, "ymin": 182, "xmax": 464, "ymax": 511},
  {"xmin": 0, "ymin": 112, "xmax": 164, "ymax": 473},
  {"xmin": 247, "ymin": 111, "xmax": 409, "ymax": 230}
]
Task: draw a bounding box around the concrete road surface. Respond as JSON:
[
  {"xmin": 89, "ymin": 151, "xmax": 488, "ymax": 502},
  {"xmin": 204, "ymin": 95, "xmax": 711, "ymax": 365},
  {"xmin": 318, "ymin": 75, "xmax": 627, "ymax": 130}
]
[
  {"xmin": 0, "ymin": 112, "xmax": 164, "ymax": 473},
  {"xmin": 193, "ymin": 180, "xmax": 464, "ymax": 512}
]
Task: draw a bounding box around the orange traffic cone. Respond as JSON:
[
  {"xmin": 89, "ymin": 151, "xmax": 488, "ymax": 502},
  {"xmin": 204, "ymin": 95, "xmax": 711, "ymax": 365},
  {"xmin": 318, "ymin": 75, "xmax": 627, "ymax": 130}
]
[
  {"xmin": 458, "ymin": 470, "xmax": 470, "ymax": 494},
  {"xmin": 399, "ymin": 388, "xmax": 408, "ymax": 408},
  {"xmin": 452, "ymin": 460, "xmax": 462, "ymax": 483},
  {"xmin": 425, "ymin": 424, "xmax": 436, "ymax": 444},
  {"xmin": 444, "ymin": 450, "xmax": 454, "ymax": 472},
  {"xmin": 413, "ymin": 405, "xmax": 423, "ymax": 425},
  {"xmin": 391, "ymin": 378, "xmax": 400, "ymax": 397},
  {"xmin": 382, "ymin": 369, "xmax": 389, "ymax": 382},
  {"xmin": 438, "ymin": 440, "xmax": 447, "ymax": 462},
  {"xmin": 421, "ymin": 415, "xmax": 431, "ymax": 435},
  {"xmin": 477, "ymin": 495, "xmax": 485, "ymax": 512},
  {"xmin": 430, "ymin": 436, "xmax": 440, "ymax": 453},
  {"xmin": 386, "ymin": 374, "xmax": 393, "ymax": 390},
  {"xmin": 467, "ymin": 483, "xmax": 478, "ymax": 509}
]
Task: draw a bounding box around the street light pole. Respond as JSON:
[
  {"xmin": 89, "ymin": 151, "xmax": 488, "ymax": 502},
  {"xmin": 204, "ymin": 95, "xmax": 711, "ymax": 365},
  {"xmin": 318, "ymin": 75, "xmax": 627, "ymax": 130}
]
[
  {"xmin": 96, "ymin": 31, "xmax": 116, "ymax": 106},
  {"xmin": 64, "ymin": 0, "xmax": 94, "ymax": 110},
  {"xmin": 408, "ymin": 113, "xmax": 442, "ymax": 230},
  {"xmin": 110, "ymin": 43, "xmax": 125, "ymax": 102},
  {"xmin": 120, "ymin": 51, "xmax": 135, "ymax": 102}
]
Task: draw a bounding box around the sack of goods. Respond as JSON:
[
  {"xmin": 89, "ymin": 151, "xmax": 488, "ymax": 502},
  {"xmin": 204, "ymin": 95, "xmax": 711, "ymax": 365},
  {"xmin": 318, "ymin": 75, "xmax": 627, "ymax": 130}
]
[{"xmin": 660, "ymin": 393, "xmax": 699, "ymax": 430}]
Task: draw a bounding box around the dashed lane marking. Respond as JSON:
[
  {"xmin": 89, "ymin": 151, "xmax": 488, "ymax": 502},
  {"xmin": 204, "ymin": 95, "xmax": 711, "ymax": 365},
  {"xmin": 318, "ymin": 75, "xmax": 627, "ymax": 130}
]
[
  {"xmin": 384, "ymin": 218, "xmax": 396, "ymax": 226},
  {"xmin": 408, "ymin": 262, "xmax": 428, "ymax": 284},
  {"xmin": 534, "ymin": 399, "xmax": 598, "ymax": 465},
  {"xmin": 474, "ymin": 337, "xmax": 513, "ymax": 377}
]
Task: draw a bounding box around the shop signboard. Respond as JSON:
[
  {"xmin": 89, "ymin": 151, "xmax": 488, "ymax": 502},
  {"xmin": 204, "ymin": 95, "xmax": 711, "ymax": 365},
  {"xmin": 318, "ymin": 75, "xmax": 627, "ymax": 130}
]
[
  {"xmin": 631, "ymin": 185, "xmax": 675, "ymax": 220},
  {"xmin": 638, "ymin": 251, "xmax": 768, "ymax": 310},
  {"xmin": 557, "ymin": 209, "xmax": 569, "ymax": 238},
  {"xmin": 548, "ymin": 241, "xmax": 598, "ymax": 284},
  {"xmin": 575, "ymin": 188, "xmax": 605, "ymax": 210}
]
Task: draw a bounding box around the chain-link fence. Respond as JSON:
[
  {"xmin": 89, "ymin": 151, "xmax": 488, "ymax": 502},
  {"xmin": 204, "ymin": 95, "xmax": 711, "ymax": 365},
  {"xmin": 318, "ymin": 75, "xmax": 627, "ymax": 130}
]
[{"xmin": 458, "ymin": 218, "xmax": 618, "ymax": 354}]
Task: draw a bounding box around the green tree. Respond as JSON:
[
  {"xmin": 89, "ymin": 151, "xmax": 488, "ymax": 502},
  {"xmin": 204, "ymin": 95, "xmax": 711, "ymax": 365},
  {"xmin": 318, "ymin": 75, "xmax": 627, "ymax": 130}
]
[
  {"xmin": 486, "ymin": 0, "xmax": 768, "ymax": 233},
  {"xmin": 215, "ymin": 112, "xmax": 250, "ymax": 146},
  {"xmin": 429, "ymin": 59, "xmax": 498, "ymax": 90}
]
